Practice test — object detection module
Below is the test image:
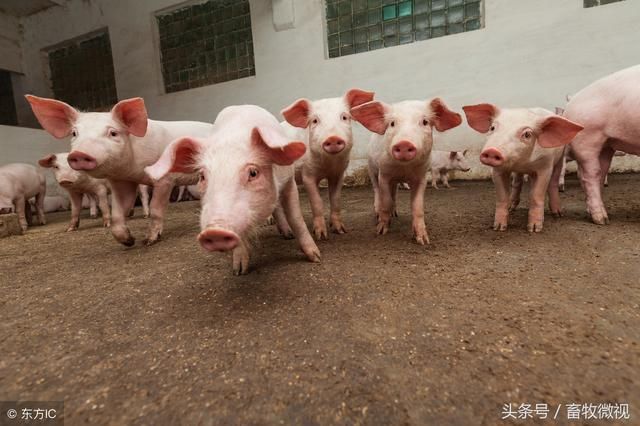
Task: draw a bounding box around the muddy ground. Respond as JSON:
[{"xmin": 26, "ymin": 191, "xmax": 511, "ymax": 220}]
[{"xmin": 1, "ymin": 175, "xmax": 639, "ymax": 425}]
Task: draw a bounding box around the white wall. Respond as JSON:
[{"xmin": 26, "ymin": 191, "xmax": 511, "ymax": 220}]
[{"xmin": 11, "ymin": 0, "xmax": 640, "ymax": 178}]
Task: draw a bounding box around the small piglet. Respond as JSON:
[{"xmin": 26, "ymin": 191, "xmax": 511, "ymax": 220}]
[
  {"xmin": 39, "ymin": 195, "xmax": 70, "ymax": 213},
  {"xmin": 26, "ymin": 95, "xmax": 213, "ymax": 246},
  {"xmin": 280, "ymin": 89, "xmax": 374, "ymax": 239},
  {"xmin": 39, "ymin": 153, "xmax": 111, "ymax": 231},
  {"xmin": 463, "ymin": 104, "xmax": 583, "ymax": 232},
  {"xmin": 429, "ymin": 150, "xmax": 471, "ymax": 188},
  {"xmin": 352, "ymin": 98, "xmax": 462, "ymax": 244},
  {"xmin": 145, "ymin": 105, "xmax": 320, "ymax": 275},
  {"xmin": 0, "ymin": 163, "xmax": 46, "ymax": 231}
]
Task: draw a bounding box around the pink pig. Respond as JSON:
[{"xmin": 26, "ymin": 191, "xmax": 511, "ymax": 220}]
[
  {"xmin": 26, "ymin": 95, "xmax": 213, "ymax": 246},
  {"xmin": 279, "ymin": 89, "xmax": 375, "ymax": 239},
  {"xmin": 145, "ymin": 105, "xmax": 320, "ymax": 275},
  {"xmin": 352, "ymin": 98, "xmax": 462, "ymax": 244},
  {"xmin": 39, "ymin": 152, "xmax": 111, "ymax": 231},
  {"xmin": 0, "ymin": 163, "xmax": 47, "ymax": 231},
  {"xmin": 560, "ymin": 65, "xmax": 640, "ymax": 224},
  {"xmin": 463, "ymin": 104, "xmax": 583, "ymax": 232}
]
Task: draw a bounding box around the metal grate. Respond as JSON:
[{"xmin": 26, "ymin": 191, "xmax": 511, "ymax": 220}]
[
  {"xmin": 156, "ymin": 0, "xmax": 255, "ymax": 93},
  {"xmin": 47, "ymin": 31, "xmax": 118, "ymax": 110},
  {"xmin": 326, "ymin": 0, "xmax": 483, "ymax": 58}
]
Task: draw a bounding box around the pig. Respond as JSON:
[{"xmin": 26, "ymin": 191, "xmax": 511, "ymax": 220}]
[
  {"xmin": 33, "ymin": 195, "xmax": 70, "ymax": 213},
  {"xmin": 429, "ymin": 150, "xmax": 471, "ymax": 189},
  {"xmin": 463, "ymin": 104, "xmax": 583, "ymax": 232},
  {"xmin": 351, "ymin": 98, "xmax": 462, "ymax": 244},
  {"xmin": 561, "ymin": 65, "xmax": 640, "ymax": 224},
  {"xmin": 0, "ymin": 163, "xmax": 46, "ymax": 231},
  {"xmin": 144, "ymin": 105, "xmax": 321, "ymax": 275},
  {"xmin": 26, "ymin": 95, "xmax": 214, "ymax": 246},
  {"xmin": 39, "ymin": 152, "xmax": 111, "ymax": 231},
  {"xmin": 279, "ymin": 89, "xmax": 375, "ymax": 239},
  {"xmin": 186, "ymin": 185, "xmax": 201, "ymax": 200}
]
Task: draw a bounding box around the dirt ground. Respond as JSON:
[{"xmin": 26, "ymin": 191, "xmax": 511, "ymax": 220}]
[{"xmin": 1, "ymin": 175, "xmax": 638, "ymax": 425}]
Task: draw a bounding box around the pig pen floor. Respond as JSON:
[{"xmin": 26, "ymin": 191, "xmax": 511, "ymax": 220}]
[{"xmin": 1, "ymin": 175, "xmax": 639, "ymax": 425}]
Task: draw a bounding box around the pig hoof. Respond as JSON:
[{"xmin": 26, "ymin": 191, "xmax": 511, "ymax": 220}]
[
  {"xmin": 266, "ymin": 215, "xmax": 276, "ymax": 226},
  {"xmin": 591, "ymin": 215, "xmax": 609, "ymax": 225},
  {"xmin": 508, "ymin": 202, "xmax": 519, "ymax": 212},
  {"xmin": 527, "ymin": 222, "xmax": 543, "ymax": 233},
  {"xmin": 493, "ymin": 222, "xmax": 508, "ymax": 231},
  {"xmin": 392, "ymin": 210, "xmax": 399, "ymax": 218},
  {"xmin": 66, "ymin": 227, "xmax": 77, "ymax": 232},
  {"xmin": 559, "ymin": 185, "xmax": 565, "ymax": 192},
  {"xmin": 143, "ymin": 236, "xmax": 161, "ymax": 246},
  {"xmin": 313, "ymin": 227, "xmax": 328, "ymax": 240},
  {"xmin": 415, "ymin": 234, "xmax": 430, "ymax": 245},
  {"xmin": 551, "ymin": 210, "xmax": 563, "ymax": 218},
  {"xmin": 331, "ymin": 222, "xmax": 348, "ymax": 234},
  {"xmin": 376, "ymin": 221, "xmax": 389, "ymax": 235},
  {"xmin": 143, "ymin": 214, "xmax": 150, "ymax": 219},
  {"xmin": 281, "ymin": 231, "xmax": 295, "ymax": 240},
  {"xmin": 122, "ymin": 237, "xmax": 136, "ymax": 247}
]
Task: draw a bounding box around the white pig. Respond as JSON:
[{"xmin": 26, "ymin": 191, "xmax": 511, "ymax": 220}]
[
  {"xmin": 0, "ymin": 163, "xmax": 46, "ymax": 231},
  {"xmin": 351, "ymin": 98, "xmax": 462, "ymax": 244},
  {"xmin": 26, "ymin": 95, "xmax": 213, "ymax": 246},
  {"xmin": 279, "ymin": 89, "xmax": 375, "ymax": 239},
  {"xmin": 38, "ymin": 195, "xmax": 70, "ymax": 213},
  {"xmin": 145, "ymin": 105, "xmax": 321, "ymax": 275},
  {"xmin": 429, "ymin": 150, "xmax": 471, "ymax": 189},
  {"xmin": 561, "ymin": 65, "xmax": 640, "ymax": 224},
  {"xmin": 463, "ymin": 104, "xmax": 583, "ymax": 232},
  {"xmin": 39, "ymin": 152, "xmax": 111, "ymax": 231}
]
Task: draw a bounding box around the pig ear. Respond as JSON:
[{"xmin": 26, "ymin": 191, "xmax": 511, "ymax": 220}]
[
  {"xmin": 38, "ymin": 154, "xmax": 57, "ymax": 168},
  {"xmin": 25, "ymin": 95, "xmax": 78, "ymax": 138},
  {"xmin": 537, "ymin": 116, "xmax": 584, "ymax": 148},
  {"xmin": 462, "ymin": 149, "xmax": 468, "ymax": 156},
  {"xmin": 251, "ymin": 126, "xmax": 306, "ymax": 166},
  {"xmin": 350, "ymin": 101, "xmax": 388, "ymax": 135},
  {"xmin": 281, "ymin": 99, "xmax": 311, "ymax": 128},
  {"xmin": 449, "ymin": 151, "xmax": 457, "ymax": 159},
  {"xmin": 144, "ymin": 137, "xmax": 202, "ymax": 181},
  {"xmin": 430, "ymin": 98, "xmax": 462, "ymax": 132},
  {"xmin": 345, "ymin": 88, "xmax": 375, "ymax": 109},
  {"xmin": 111, "ymin": 98, "xmax": 148, "ymax": 137},
  {"xmin": 462, "ymin": 103, "xmax": 499, "ymax": 133}
]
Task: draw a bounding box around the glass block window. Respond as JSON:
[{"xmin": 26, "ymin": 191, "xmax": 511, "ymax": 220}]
[
  {"xmin": 47, "ymin": 31, "xmax": 118, "ymax": 110},
  {"xmin": 0, "ymin": 70, "xmax": 18, "ymax": 126},
  {"xmin": 326, "ymin": 0, "xmax": 483, "ymax": 58},
  {"xmin": 584, "ymin": 0, "xmax": 625, "ymax": 7},
  {"xmin": 156, "ymin": 0, "xmax": 255, "ymax": 94}
]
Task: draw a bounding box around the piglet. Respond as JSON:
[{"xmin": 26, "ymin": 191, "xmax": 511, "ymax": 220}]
[
  {"xmin": 39, "ymin": 153, "xmax": 111, "ymax": 231},
  {"xmin": 280, "ymin": 89, "xmax": 374, "ymax": 239},
  {"xmin": 0, "ymin": 163, "xmax": 46, "ymax": 231},
  {"xmin": 463, "ymin": 104, "xmax": 583, "ymax": 232},
  {"xmin": 145, "ymin": 105, "xmax": 320, "ymax": 275},
  {"xmin": 39, "ymin": 195, "xmax": 70, "ymax": 213},
  {"xmin": 352, "ymin": 98, "xmax": 462, "ymax": 244},
  {"xmin": 429, "ymin": 150, "xmax": 471, "ymax": 188},
  {"xmin": 26, "ymin": 95, "xmax": 213, "ymax": 246}
]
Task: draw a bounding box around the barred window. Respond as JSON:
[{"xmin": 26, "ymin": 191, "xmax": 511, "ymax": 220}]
[
  {"xmin": 47, "ymin": 31, "xmax": 117, "ymax": 110},
  {"xmin": 0, "ymin": 70, "xmax": 18, "ymax": 126},
  {"xmin": 584, "ymin": 0, "xmax": 625, "ymax": 7},
  {"xmin": 326, "ymin": 0, "xmax": 483, "ymax": 58},
  {"xmin": 156, "ymin": 0, "xmax": 255, "ymax": 94}
]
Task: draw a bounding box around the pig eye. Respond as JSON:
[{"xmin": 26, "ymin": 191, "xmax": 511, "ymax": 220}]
[
  {"xmin": 489, "ymin": 124, "xmax": 496, "ymax": 132},
  {"xmin": 108, "ymin": 128, "xmax": 119, "ymax": 138},
  {"xmin": 390, "ymin": 120, "xmax": 395, "ymax": 127},
  {"xmin": 522, "ymin": 129, "xmax": 534, "ymax": 141},
  {"xmin": 248, "ymin": 167, "xmax": 260, "ymax": 181},
  {"xmin": 71, "ymin": 129, "xmax": 78, "ymax": 137},
  {"xmin": 312, "ymin": 118, "xmax": 319, "ymax": 125},
  {"xmin": 422, "ymin": 119, "xmax": 429, "ymax": 126},
  {"xmin": 341, "ymin": 113, "xmax": 349, "ymax": 121},
  {"xmin": 199, "ymin": 173, "xmax": 206, "ymax": 183}
]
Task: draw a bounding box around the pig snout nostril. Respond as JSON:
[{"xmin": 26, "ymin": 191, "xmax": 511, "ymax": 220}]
[
  {"xmin": 322, "ymin": 137, "xmax": 346, "ymax": 154},
  {"xmin": 392, "ymin": 141, "xmax": 418, "ymax": 161},
  {"xmin": 198, "ymin": 228, "xmax": 240, "ymax": 252}
]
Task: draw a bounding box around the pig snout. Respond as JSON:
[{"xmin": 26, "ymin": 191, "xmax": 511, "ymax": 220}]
[
  {"xmin": 392, "ymin": 141, "xmax": 417, "ymax": 162},
  {"xmin": 198, "ymin": 228, "xmax": 240, "ymax": 252},
  {"xmin": 322, "ymin": 136, "xmax": 346, "ymax": 154},
  {"xmin": 480, "ymin": 148, "xmax": 504, "ymax": 167},
  {"xmin": 68, "ymin": 151, "xmax": 97, "ymax": 171}
]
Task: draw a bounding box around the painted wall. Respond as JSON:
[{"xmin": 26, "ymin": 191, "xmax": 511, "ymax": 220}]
[{"xmin": 8, "ymin": 0, "xmax": 640, "ymax": 179}]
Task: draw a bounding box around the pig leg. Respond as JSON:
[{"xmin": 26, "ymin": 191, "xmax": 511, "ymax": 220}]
[
  {"xmin": 573, "ymin": 132, "xmax": 610, "ymax": 224},
  {"xmin": 604, "ymin": 174, "xmax": 609, "ymax": 187},
  {"xmin": 431, "ymin": 169, "xmax": 439, "ymax": 189},
  {"xmin": 24, "ymin": 199, "xmax": 33, "ymax": 226},
  {"xmin": 177, "ymin": 185, "xmax": 185, "ymax": 202},
  {"xmin": 509, "ymin": 173, "xmax": 524, "ymax": 212},
  {"xmin": 139, "ymin": 185, "xmax": 150, "ymax": 218},
  {"xmin": 559, "ymin": 150, "xmax": 568, "ymax": 192},
  {"xmin": 370, "ymin": 161, "xmax": 381, "ymax": 220},
  {"xmin": 409, "ymin": 176, "xmax": 429, "ymax": 245},
  {"xmin": 548, "ymin": 159, "xmax": 564, "ymax": 217},
  {"xmin": 89, "ymin": 195, "xmax": 98, "ymax": 218},
  {"xmin": 328, "ymin": 175, "xmax": 347, "ymax": 234},
  {"xmin": 67, "ymin": 191, "xmax": 83, "ymax": 231},
  {"xmin": 492, "ymin": 170, "xmax": 511, "ymax": 231},
  {"xmin": 232, "ymin": 241, "xmax": 251, "ymax": 276},
  {"xmin": 376, "ymin": 174, "xmax": 394, "ymax": 235},
  {"xmin": 109, "ymin": 180, "xmax": 139, "ymax": 246},
  {"xmin": 273, "ymin": 203, "xmax": 294, "ymax": 239},
  {"xmin": 96, "ymin": 187, "xmax": 111, "ymax": 227},
  {"xmin": 14, "ymin": 196, "xmax": 28, "ymax": 231},
  {"xmin": 442, "ymin": 172, "xmax": 451, "ymax": 189},
  {"xmin": 599, "ymin": 146, "xmax": 615, "ymax": 188},
  {"xmin": 302, "ymin": 172, "xmax": 327, "ymax": 240},
  {"xmin": 390, "ymin": 181, "xmax": 398, "ymax": 218},
  {"xmin": 144, "ymin": 177, "xmax": 173, "ymax": 245},
  {"xmin": 528, "ymin": 170, "xmax": 552, "ymax": 233},
  {"xmin": 280, "ymin": 179, "xmax": 321, "ymax": 263}
]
